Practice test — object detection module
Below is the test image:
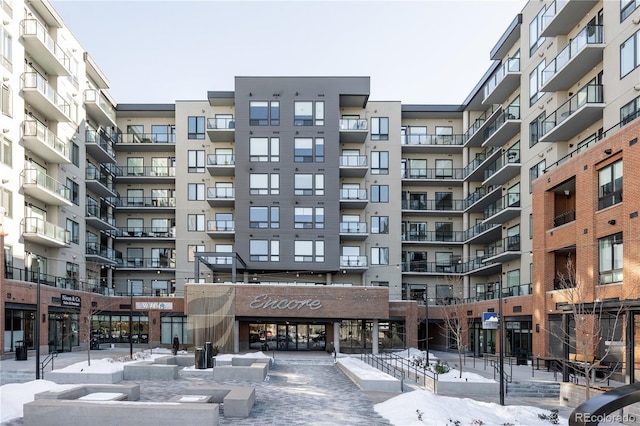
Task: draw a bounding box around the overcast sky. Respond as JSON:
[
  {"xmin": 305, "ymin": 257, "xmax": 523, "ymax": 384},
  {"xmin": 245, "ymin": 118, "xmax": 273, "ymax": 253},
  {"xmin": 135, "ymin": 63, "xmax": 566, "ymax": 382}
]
[{"xmin": 51, "ymin": 0, "xmax": 527, "ymax": 105}]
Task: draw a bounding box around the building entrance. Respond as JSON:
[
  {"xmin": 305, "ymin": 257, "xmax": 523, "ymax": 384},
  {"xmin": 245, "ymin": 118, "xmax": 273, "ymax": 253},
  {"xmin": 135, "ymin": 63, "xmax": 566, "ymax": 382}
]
[{"xmin": 249, "ymin": 323, "xmax": 326, "ymax": 351}]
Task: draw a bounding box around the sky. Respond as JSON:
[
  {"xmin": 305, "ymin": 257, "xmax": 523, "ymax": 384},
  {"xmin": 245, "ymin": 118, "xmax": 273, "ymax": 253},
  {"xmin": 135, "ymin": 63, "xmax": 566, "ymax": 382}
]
[
  {"xmin": 1, "ymin": 348, "xmax": 565, "ymax": 425},
  {"xmin": 50, "ymin": 0, "xmax": 527, "ymax": 105}
]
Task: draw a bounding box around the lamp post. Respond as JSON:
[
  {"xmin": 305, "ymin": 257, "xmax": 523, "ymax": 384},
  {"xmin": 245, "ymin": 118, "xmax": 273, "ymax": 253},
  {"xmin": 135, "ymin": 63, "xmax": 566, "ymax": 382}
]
[
  {"xmin": 424, "ymin": 285, "xmax": 429, "ymax": 365},
  {"xmin": 34, "ymin": 256, "xmax": 41, "ymax": 380},
  {"xmin": 129, "ymin": 282, "xmax": 133, "ymax": 359},
  {"xmin": 498, "ymin": 274, "xmax": 505, "ymax": 406}
]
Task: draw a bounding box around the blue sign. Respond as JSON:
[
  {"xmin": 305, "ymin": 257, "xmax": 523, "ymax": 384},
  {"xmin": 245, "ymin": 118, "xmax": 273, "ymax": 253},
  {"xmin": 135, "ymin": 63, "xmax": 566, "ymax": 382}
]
[{"xmin": 482, "ymin": 312, "xmax": 499, "ymax": 329}]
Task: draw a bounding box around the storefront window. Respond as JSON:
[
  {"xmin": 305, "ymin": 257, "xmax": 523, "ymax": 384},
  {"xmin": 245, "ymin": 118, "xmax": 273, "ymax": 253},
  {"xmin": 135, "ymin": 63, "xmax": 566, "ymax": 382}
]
[
  {"xmin": 339, "ymin": 320, "xmax": 372, "ymax": 353},
  {"xmin": 161, "ymin": 315, "xmax": 189, "ymax": 345},
  {"xmin": 378, "ymin": 321, "xmax": 406, "ymax": 350},
  {"xmin": 90, "ymin": 313, "xmax": 149, "ymax": 344},
  {"xmin": 4, "ymin": 308, "xmax": 35, "ymax": 351}
]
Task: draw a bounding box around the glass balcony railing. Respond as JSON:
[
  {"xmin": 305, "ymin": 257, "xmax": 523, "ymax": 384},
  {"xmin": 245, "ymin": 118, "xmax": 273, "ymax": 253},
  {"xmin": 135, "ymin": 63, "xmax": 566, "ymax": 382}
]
[
  {"xmin": 120, "ymin": 132, "xmax": 175, "ymax": 144},
  {"xmin": 339, "ymin": 255, "xmax": 368, "ymax": 268},
  {"xmin": 207, "ymin": 117, "xmax": 235, "ymax": 130},
  {"xmin": 339, "ymin": 222, "xmax": 367, "ymax": 233},
  {"xmin": 339, "ymin": 155, "xmax": 368, "ymax": 167},
  {"xmin": 402, "ymin": 230, "xmax": 465, "ymax": 243},
  {"xmin": 207, "ymin": 187, "xmax": 235, "ymax": 199},
  {"xmin": 20, "ymin": 19, "xmax": 71, "ymax": 72},
  {"xmin": 484, "ymin": 57, "xmax": 520, "ymax": 99},
  {"xmin": 22, "ymin": 217, "xmax": 70, "ymax": 244},
  {"xmin": 401, "ymin": 134, "xmax": 464, "ymax": 146},
  {"xmin": 115, "ymin": 197, "xmax": 176, "ymax": 208},
  {"xmin": 483, "ymin": 149, "xmax": 520, "ymax": 181},
  {"xmin": 86, "ymin": 164, "xmax": 115, "ymax": 191},
  {"xmin": 114, "ymin": 227, "xmax": 175, "ymax": 238},
  {"xmin": 207, "ymin": 154, "xmax": 235, "ymax": 165},
  {"xmin": 117, "ymin": 258, "xmax": 176, "ymax": 269},
  {"xmin": 84, "ymin": 89, "xmax": 117, "ymax": 123},
  {"xmin": 401, "ymin": 168, "xmax": 464, "ymax": 180},
  {"xmin": 85, "ymin": 129, "xmax": 116, "ymax": 158},
  {"xmin": 86, "ymin": 204, "xmax": 115, "ymax": 226},
  {"xmin": 484, "ymin": 193, "xmax": 521, "ymax": 218},
  {"xmin": 401, "ymin": 198, "xmax": 465, "ymax": 211},
  {"xmin": 463, "ymin": 105, "xmax": 500, "ymax": 142},
  {"xmin": 21, "ymin": 168, "xmax": 71, "ymax": 200},
  {"xmin": 86, "ymin": 242, "xmax": 121, "ymax": 261},
  {"xmin": 207, "ymin": 220, "xmax": 235, "ymax": 232},
  {"xmin": 463, "ymin": 146, "xmax": 498, "ymax": 177},
  {"xmin": 121, "ymin": 166, "xmax": 176, "ymax": 177},
  {"xmin": 339, "ymin": 118, "xmax": 368, "ymax": 130},
  {"xmin": 541, "ymin": 84, "xmax": 604, "ymax": 137},
  {"xmin": 21, "ymin": 72, "xmax": 71, "ymax": 118},
  {"xmin": 22, "ymin": 120, "xmax": 67, "ymax": 158},
  {"xmin": 484, "ymin": 235, "xmax": 521, "ymax": 258},
  {"xmin": 463, "ymin": 222, "xmax": 500, "ymax": 241},
  {"xmin": 339, "ymin": 188, "xmax": 367, "ymax": 200}
]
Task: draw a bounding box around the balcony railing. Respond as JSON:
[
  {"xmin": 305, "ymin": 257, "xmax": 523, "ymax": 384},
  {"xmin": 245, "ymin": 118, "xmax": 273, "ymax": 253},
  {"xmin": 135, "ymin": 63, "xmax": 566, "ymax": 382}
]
[
  {"xmin": 402, "ymin": 168, "xmax": 464, "ymax": 180},
  {"xmin": 84, "ymin": 89, "xmax": 116, "ymax": 123},
  {"xmin": 207, "ymin": 187, "xmax": 235, "ymax": 199},
  {"xmin": 207, "ymin": 117, "xmax": 235, "ymax": 130},
  {"xmin": 402, "ymin": 231, "xmax": 465, "ymax": 243},
  {"xmin": 22, "ymin": 217, "xmax": 70, "ymax": 245},
  {"xmin": 115, "ymin": 197, "xmax": 176, "ymax": 208},
  {"xmin": 463, "ymin": 222, "xmax": 500, "ymax": 241},
  {"xmin": 339, "ymin": 188, "xmax": 368, "ymax": 200},
  {"xmin": 401, "ymin": 199, "xmax": 465, "ymax": 211},
  {"xmin": 20, "ymin": 19, "xmax": 71, "ymax": 72},
  {"xmin": 339, "ymin": 118, "xmax": 367, "ymax": 130},
  {"xmin": 117, "ymin": 258, "xmax": 176, "ymax": 269},
  {"xmin": 401, "ymin": 134, "xmax": 464, "ymax": 146},
  {"xmin": 86, "ymin": 242, "xmax": 121, "ymax": 261},
  {"xmin": 339, "ymin": 155, "xmax": 368, "ymax": 167},
  {"xmin": 85, "ymin": 129, "xmax": 116, "ymax": 158},
  {"xmin": 542, "ymin": 25, "xmax": 604, "ymax": 87},
  {"xmin": 483, "ymin": 148, "xmax": 520, "ymax": 180},
  {"xmin": 485, "ymin": 235, "xmax": 521, "ymax": 257},
  {"xmin": 463, "ymin": 105, "xmax": 500, "ymax": 142},
  {"xmin": 21, "ymin": 72, "xmax": 71, "ymax": 118},
  {"xmin": 121, "ymin": 166, "xmax": 176, "ymax": 177},
  {"xmin": 465, "ymin": 187, "xmax": 487, "ymax": 208},
  {"xmin": 339, "ymin": 255, "xmax": 368, "ymax": 268},
  {"xmin": 86, "ymin": 204, "xmax": 115, "ymax": 226},
  {"xmin": 120, "ymin": 132, "xmax": 176, "ymax": 144},
  {"xmin": 207, "ymin": 154, "xmax": 235, "ymax": 165},
  {"xmin": 339, "ymin": 222, "xmax": 367, "ymax": 233},
  {"xmin": 114, "ymin": 227, "xmax": 175, "ymax": 238},
  {"xmin": 463, "ymin": 146, "xmax": 498, "ymax": 178},
  {"xmin": 484, "ymin": 57, "xmax": 520, "ymax": 99},
  {"xmin": 22, "ymin": 120, "xmax": 68, "ymax": 159},
  {"xmin": 207, "ymin": 220, "xmax": 235, "ymax": 232},
  {"xmin": 482, "ymin": 105, "xmax": 520, "ymax": 140},
  {"xmin": 553, "ymin": 209, "xmax": 576, "ymax": 227},
  {"xmin": 484, "ymin": 193, "xmax": 520, "ymax": 218},
  {"xmin": 541, "ymin": 84, "xmax": 604, "ymax": 137},
  {"xmin": 21, "ymin": 168, "xmax": 70, "ymax": 201},
  {"xmin": 86, "ymin": 164, "xmax": 115, "ymax": 191}
]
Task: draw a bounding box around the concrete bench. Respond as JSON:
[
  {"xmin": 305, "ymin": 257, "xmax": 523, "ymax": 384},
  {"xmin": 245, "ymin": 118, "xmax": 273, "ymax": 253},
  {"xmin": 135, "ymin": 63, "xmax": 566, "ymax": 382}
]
[
  {"xmin": 183, "ymin": 385, "xmax": 255, "ymax": 418},
  {"xmin": 212, "ymin": 362, "xmax": 268, "ymax": 382},
  {"xmin": 153, "ymin": 355, "xmax": 194, "ymax": 367},
  {"xmin": 23, "ymin": 399, "xmax": 219, "ymax": 426},
  {"xmin": 231, "ymin": 357, "xmax": 272, "ymax": 369},
  {"xmin": 123, "ymin": 361, "xmax": 179, "ymax": 380},
  {"xmin": 45, "ymin": 369, "xmax": 123, "ymax": 384},
  {"xmin": 35, "ymin": 384, "xmax": 140, "ymax": 401},
  {"xmin": 336, "ymin": 359, "xmax": 402, "ymax": 393}
]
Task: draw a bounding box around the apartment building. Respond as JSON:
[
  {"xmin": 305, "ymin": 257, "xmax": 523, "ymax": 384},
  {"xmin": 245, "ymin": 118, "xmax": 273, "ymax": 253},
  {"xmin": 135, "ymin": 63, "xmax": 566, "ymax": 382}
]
[{"xmin": 2, "ymin": 0, "xmax": 640, "ymax": 380}]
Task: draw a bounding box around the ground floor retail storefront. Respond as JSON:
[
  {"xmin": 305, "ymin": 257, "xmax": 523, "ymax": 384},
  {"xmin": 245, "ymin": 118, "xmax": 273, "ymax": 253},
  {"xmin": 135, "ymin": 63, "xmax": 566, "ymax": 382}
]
[{"xmin": 184, "ymin": 284, "xmax": 410, "ymax": 354}]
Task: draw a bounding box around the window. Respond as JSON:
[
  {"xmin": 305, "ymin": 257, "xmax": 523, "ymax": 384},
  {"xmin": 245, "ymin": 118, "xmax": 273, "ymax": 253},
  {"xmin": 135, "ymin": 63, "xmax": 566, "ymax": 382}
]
[
  {"xmin": 529, "ymin": 112, "xmax": 545, "ymax": 147},
  {"xmin": 599, "ymin": 233, "xmax": 623, "ymax": 284},
  {"xmin": 127, "ymin": 157, "xmax": 144, "ymax": 176},
  {"xmin": 71, "ymin": 142, "xmax": 79, "ymax": 166},
  {"xmin": 371, "ymin": 185, "xmax": 389, "ymax": 202},
  {"xmin": 0, "ymin": 135, "xmax": 11, "ymax": 167},
  {"xmin": 250, "ymin": 240, "xmax": 280, "ymax": 262},
  {"xmin": 529, "ymin": 6, "xmax": 546, "ymax": 56},
  {"xmin": 187, "ymin": 116, "xmax": 205, "ymax": 139},
  {"xmin": 598, "ymin": 159, "xmax": 623, "ymax": 209},
  {"xmin": 371, "ymin": 247, "xmax": 389, "ymax": 265},
  {"xmin": 294, "ymin": 174, "xmax": 323, "ymax": 196},
  {"xmin": 294, "ymin": 101, "xmax": 324, "ymax": 126},
  {"xmin": 66, "ymin": 178, "xmax": 79, "ymax": 205},
  {"xmin": 151, "ymin": 124, "xmax": 174, "ymax": 143},
  {"xmin": 371, "ymin": 117, "xmax": 389, "ymax": 140},
  {"xmin": 151, "ymin": 157, "xmax": 172, "ymax": 176},
  {"xmin": 187, "ymin": 183, "xmax": 205, "ymax": 201},
  {"xmin": 1, "ymin": 27, "xmax": 11, "ymax": 68},
  {"xmin": 506, "ymin": 224, "xmax": 520, "ymax": 251},
  {"xmin": 151, "ymin": 218, "xmax": 172, "ymax": 234},
  {"xmin": 1, "ymin": 84, "xmax": 11, "ymax": 117},
  {"xmin": 214, "ymin": 213, "xmax": 233, "ymax": 231},
  {"xmin": 0, "ymin": 187, "xmax": 12, "ymax": 218},
  {"xmin": 294, "ymin": 208, "xmax": 324, "ymax": 229},
  {"xmin": 295, "ymin": 240, "xmax": 324, "ymax": 262},
  {"xmin": 435, "ymin": 126, "xmax": 453, "ymax": 144},
  {"xmin": 294, "ymin": 138, "xmax": 324, "ymax": 163},
  {"xmin": 66, "ymin": 219, "xmax": 79, "ymax": 244},
  {"xmin": 529, "ymin": 60, "xmax": 546, "ymax": 106},
  {"xmin": 435, "ymin": 159, "xmax": 453, "ymax": 178},
  {"xmin": 622, "ymin": 0, "xmax": 640, "ymax": 21},
  {"xmin": 371, "ymin": 216, "xmax": 389, "ymax": 234},
  {"xmin": 188, "ymin": 150, "xmax": 205, "ymax": 173},
  {"xmin": 435, "ymin": 192, "xmax": 453, "ymax": 210},
  {"xmin": 621, "ymin": 30, "xmax": 640, "ymax": 78},
  {"xmin": 435, "ymin": 222, "xmax": 453, "ymax": 241},
  {"xmin": 250, "ymin": 206, "xmax": 280, "ymax": 228},
  {"xmin": 187, "ymin": 244, "xmax": 205, "ymax": 262},
  {"xmin": 187, "ymin": 214, "xmax": 205, "ymax": 231},
  {"xmin": 250, "ymin": 137, "xmax": 279, "ymax": 162},
  {"xmin": 249, "ymin": 101, "xmax": 279, "ymax": 126},
  {"xmin": 621, "ymin": 96, "xmax": 640, "ymax": 125},
  {"xmin": 250, "ymin": 173, "xmax": 279, "ymax": 195},
  {"xmin": 507, "ymin": 182, "xmax": 521, "ymax": 207},
  {"xmin": 529, "ymin": 159, "xmax": 546, "ymax": 193},
  {"xmin": 371, "ymin": 151, "xmax": 389, "ymax": 175}
]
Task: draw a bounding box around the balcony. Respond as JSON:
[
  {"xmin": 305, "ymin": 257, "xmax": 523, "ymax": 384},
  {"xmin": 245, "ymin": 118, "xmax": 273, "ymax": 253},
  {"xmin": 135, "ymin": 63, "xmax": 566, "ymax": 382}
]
[
  {"xmin": 85, "ymin": 164, "xmax": 116, "ymax": 198},
  {"xmin": 84, "ymin": 89, "xmax": 116, "ymax": 127},
  {"xmin": 114, "ymin": 227, "xmax": 176, "ymax": 240},
  {"xmin": 481, "ymin": 105, "xmax": 520, "ymax": 147},
  {"xmin": 402, "ymin": 260, "xmax": 463, "ymax": 275},
  {"xmin": 339, "ymin": 118, "xmax": 368, "ymax": 143},
  {"xmin": 21, "ymin": 72, "xmax": 72, "ymax": 122},
  {"xmin": 22, "ymin": 217, "xmax": 69, "ymax": 247},
  {"xmin": 339, "ymin": 188, "xmax": 368, "ymax": 209},
  {"xmin": 116, "ymin": 258, "xmax": 176, "ymax": 270},
  {"xmin": 20, "ymin": 19, "xmax": 71, "ymax": 76},
  {"xmin": 483, "ymin": 193, "xmax": 521, "ymax": 224},
  {"xmin": 114, "ymin": 197, "xmax": 176, "ymax": 211},
  {"xmin": 206, "ymin": 117, "xmax": 235, "ymax": 142},
  {"xmin": 207, "ymin": 187, "xmax": 235, "ymax": 207},
  {"xmin": 206, "ymin": 220, "xmax": 235, "ymax": 238},
  {"xmin": 539, "ymin": 84, "xmax": 604, "ymax": 143},
  {"xmin": 483, "ymin": 235, "xmax": 522, "ymax": 263},
  {"xmin": 483, "ymin": 57, "xmax": 521, "ymax": 105},
  {"xmin": 85, "ymin": 243, "xmax": 119, "ymax": 266},
  {"xmin": 553, "ymin": 209, "xmax": 576, "ymax": 228},
  {"xmin": 464, "ymin": 185, "xmax": 502, "ymax": 213},
  {"xmin": 541, "ymin": 0, "xmax": 599, "ymax": 37},
  {"xmin": 463, "ymin": 222, "xmax": 501, "ymax": 245},
  {"xmin": 116, "ymin": 132, "xmax": 176, "ymax": 151},
  {"xmin": 464, "ymin": 105, "xmax": 501, "ymax": 147},
  {"xmin": 401, "ymin": 198, "xmax": 465, "ymax": 215},
  {"xmin": 339, "ymin": 255, "xmax": 368, "ymax": 272},
  {"xmin": 20, "ymin": 168, "xmax": 72, "ymax": 206},
  {"xmin": 339, "ymin": 155, "xmax": 368, "ymax": 177},
  {"xmin": 85, "ymin": 204, "xmax": 116, "ymax": 232},
  {"xmin": 339, "ymin": 222, "xmax": 368, "ymax": 241},
  {"xmin": 401, "ymin": 134, "xmax": 464, "ymax": 154},
  {"xmin": 402, "ymin": 230, "xmax": 464, "ymax": 245},
  {"xmin": 85, "ymin": 129, "xmax": 116, "ymax": 164},
  {"xmin": 207, "ymin": 154, "xmax": 235, "ymax": 176},
  {"xmin": 541, "ymin": 25, "xmax": 604, "ymax": 92},
  {"xmin": 461, "ymin": 257, "xmax": 501, "ymax": 276},
  {"xmin": 117, "ymin": 166, "xmax": 176, "ymax": 183},
  {"xmin": 21, "ymin": 120, "xmax": 69, "ymax": 163},
  {"xmin": 401, "ymin": 168, "xmax": 464, "ymax": 186},
  {"xmin": 483, "ymin": 149, "xmax": 521, "ymax": 187},
  {"xmin": 464, "ymin": 146, "xmax": 500, "ymax": 181}
]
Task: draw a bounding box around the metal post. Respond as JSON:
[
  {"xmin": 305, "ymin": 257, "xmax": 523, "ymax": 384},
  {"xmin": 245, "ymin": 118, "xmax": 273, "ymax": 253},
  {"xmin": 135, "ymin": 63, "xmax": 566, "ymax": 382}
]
[
  {"xmin": 35, "ymin": 257, "xmax": 41, "ymax": 380},
  {"xmin": 498, "ymin": 274, "xmax": 504, "ymax": 406},
  {"xmin": 424, "ymin": 285, "xmax": 429, "ymax": 365},
  {"xmin": 129, "ymin": 284, "xmax": 133, "ymax": 358}
]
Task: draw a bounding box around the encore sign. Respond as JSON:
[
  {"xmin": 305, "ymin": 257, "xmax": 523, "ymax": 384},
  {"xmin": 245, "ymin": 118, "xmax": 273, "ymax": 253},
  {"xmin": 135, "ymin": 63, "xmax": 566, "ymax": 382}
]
[{"xmin": 249, "ymin": 294, "xmax": 322, "ymax": 311}]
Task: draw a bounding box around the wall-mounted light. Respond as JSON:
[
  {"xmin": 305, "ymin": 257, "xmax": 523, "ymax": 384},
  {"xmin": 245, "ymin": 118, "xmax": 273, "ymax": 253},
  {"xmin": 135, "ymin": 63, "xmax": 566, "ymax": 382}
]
[
  {"xmin": 608, "ymin": 219, "xmax": 616, "ymax": 225},
  {"xmin": 564, "ymin": 189, "xmax": 570, "ymax": 198},
  {"xmin": 535, "ymin": 324, "xmax": 540, "ymax": 333},
  {"xmin": 2, "ymin": 76, "xmax": 9, "ymax": 82},
  {"xmin": 604, "ymin": 149, "xmax": 612, "ymax": 155}
]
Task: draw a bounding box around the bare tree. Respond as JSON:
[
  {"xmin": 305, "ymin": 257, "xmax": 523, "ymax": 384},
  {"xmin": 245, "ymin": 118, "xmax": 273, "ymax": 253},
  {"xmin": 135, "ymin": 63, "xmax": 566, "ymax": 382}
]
[
  {"xmin": 550, "ymin": 255, "xmax": 627, "ymax": 399},
  {"xmin": 438, "ymin": 274, "xmax": 469, "ymax": 378}
]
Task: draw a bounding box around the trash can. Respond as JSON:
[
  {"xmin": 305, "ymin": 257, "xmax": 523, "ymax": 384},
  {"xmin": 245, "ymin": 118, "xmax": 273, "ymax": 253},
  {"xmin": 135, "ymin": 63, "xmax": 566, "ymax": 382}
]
[
  {"xmin": 15, "ymin": 340, "xmax": 27, "ymax": 361},
  {"xmin": 516, "ymin": 349, "xmax": 528, "ymax": 366},
  {"xmin": 205, "ymin": 342, "xmax": 213, "ymax": 368},
  {"xmin": 90, "ymin": 338, "xmax": 100, "ymax": 350},
  {"xmin": 195, "ymin": 347, "xmax": 205, "ymax": 369}
]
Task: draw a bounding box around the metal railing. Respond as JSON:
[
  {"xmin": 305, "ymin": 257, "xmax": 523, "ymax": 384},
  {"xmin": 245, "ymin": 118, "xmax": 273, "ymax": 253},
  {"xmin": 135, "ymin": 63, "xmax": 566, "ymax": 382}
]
[
  {"xmin": 401, "ymin": 198, "xmax": 465, "ymax": 211},
  {"xmin": 20, "ymin": 19, "xmax": 71, "ymax": 71},
  {"xmin": 20, "ymin": 168, "xmax": 71, "ymax": 201},
  {"xmin": 401, "ymin": 168, "xmax": 464, "ymax": 180},
  {"xmin": 401, "ymin": 134, "xmax": 464, "ymax": 146},
  {"xmin": 484, "ymin": 57, "xmax": 520, "ymax": 99},
  {"xmin": 22, "ymin": 120, "xmax": 68, "ymax": 158},
  {"xmin": 21, "ymin": 72, "xmax": 71, "ymax": 118},
  {"xmin": 339, "ymin": 118, "xmax": 367, "ymax": 130},
  {"xmin": 207, "ymin": 117, "xmax": 235, "ymax": 130},
  {"xmin": 359, "ymin": 353, "xmax": 439, "ymax": 389}
]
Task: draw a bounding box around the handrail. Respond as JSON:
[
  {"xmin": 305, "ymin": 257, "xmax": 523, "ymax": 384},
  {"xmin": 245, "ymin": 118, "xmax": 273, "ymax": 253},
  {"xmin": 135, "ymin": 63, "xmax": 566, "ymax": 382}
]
[
  {"xmin": 41, "ymin": 351, "xmax": 58, "ymax": 378},
  {"xmin": 359, "ymin": 353, "xmax": 439, "ymax": 389}
]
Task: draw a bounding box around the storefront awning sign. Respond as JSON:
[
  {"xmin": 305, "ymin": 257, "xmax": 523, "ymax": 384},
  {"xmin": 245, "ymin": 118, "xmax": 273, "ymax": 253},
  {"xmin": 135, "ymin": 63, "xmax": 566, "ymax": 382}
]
[{"xmin": 482, "ymin": 312, "xmax": 499, "ymax": 329}]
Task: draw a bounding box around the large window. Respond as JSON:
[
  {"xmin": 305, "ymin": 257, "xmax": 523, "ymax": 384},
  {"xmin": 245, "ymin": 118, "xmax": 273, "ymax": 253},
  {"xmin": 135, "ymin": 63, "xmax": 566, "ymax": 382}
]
[
  {"xmin": 622, "ymin": 0, "xmax": 640, "ymax": 21},
  {"xmin": 529, "ymin": 159, "xmax": 546, "ymax": 193},
  {"xmin": 187, "ymin": 183, "xmax": 205, "ymax": 201},
  {"xmin": 371, "ymin": 216, "xmax": 389, "ymax": 234},
  {"xmin": 250, "ymin": 173, "xmax": 279, "ymax": 195},
  {"xmin": 66, "ymin": 178, "xmax": 79, "ymax": 205},
  {"xmin": 529, "ymin": 6, "xmax": 546, "ymax": 56},
  {"xmin": 294, "ymin": 101, "xmax": 324, "ymax": 126},
  {"xmin": 529, "ymin": 112, "xmax": 545, "ymax": 147},
  {"xmin": 187, "ymin": 214, "xmax": 205, "ymax": 231},
  {"xmin": 188, "ymin": 150, "xmax": 205, "ymax": 173},
  {"xmin": 0, "ymin": 84, "xmax": 10, "ymax": 117},
  {"xmin": 371, "ymin": 151, "xmax": 389, "ymax": 175},
  {"xmin": 295, "ymin": 240, "xmax": 324, "ymax": 262},
  {"xmin": 371, "ymin": 185, "xmax": 389, "ymax": 202},
  {"xmin": 66, "ymin": 219, "xmax": 79, "ymax": 244},
  {"xmin": 294, "ymin": 137, "xmax": 324, "ymax": 163},
  {"xmin": 529, "ymin": 60, "xmax": 546, "ymax": 106},
  {"xmin": 187, "ymin": 244, "xmax": 205, "ymax": 262},
  {"xmin": 599, "ymin": 233, "xmax": 623, "ymax": 284},
  {"xmin": 250, "ymin": 206, "xmax": 279, "ymax": 229},
  {"xmin": 250, "ymin": 101, "xmax": 279, "ymax": 126},
  {"xmin": 435, "ymin": 159, "xmax": 453, "ymax": 178},
  {"xmin": 1, "ymin": 135, "xmax": 11, "ymax": 166},
  {"xmin": 621, "ymin": 95, "xmax": 640, "ymax": 125},
  {"xmin": 294, "ymin": 174, "xmax": 324, "ymax": 196},
  {"xmin": 621, "ymin": 30, "xmax": 640, "ymax": 78},
  {"xmin": 598, "ymin": 159, "xmax": 623, "ymax": 209},
  {"xmin": 250, "ymin": 137, "xmax": 279, "ymax": 162},
  {"xmin": 250, "ymin": 240, "xmax": 279, "ymax": 262},
  {"xmin": 371, "ymin": 247, "xmax": 389, "ymax": 265},
  {"xmin": 371, "ymin": 117, "xmax": 389, "ymax": 140},
  {"xmin": 187, "ymin": 116, "xmax": 205, "ymax": 139}
]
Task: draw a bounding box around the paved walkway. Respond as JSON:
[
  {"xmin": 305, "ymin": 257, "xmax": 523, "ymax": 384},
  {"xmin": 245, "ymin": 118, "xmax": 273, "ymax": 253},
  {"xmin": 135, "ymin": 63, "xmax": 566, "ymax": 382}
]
[{"xmin": 0, "ymin": 348, "xmax": 605, "ymax": 425}]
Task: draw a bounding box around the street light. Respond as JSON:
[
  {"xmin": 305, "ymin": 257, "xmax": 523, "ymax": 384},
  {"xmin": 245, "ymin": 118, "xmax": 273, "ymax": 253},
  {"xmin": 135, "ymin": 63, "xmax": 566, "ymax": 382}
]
[
  {"xmin": 423, "ymin": 285, "xmax": 429, "ymax": 365},
  {"xmin": 498, "ymin": 274, "xmax": 505, "ymax": 406},
  {"xmin": 34, "ymin": 256, "xmax": 41, "ymax": 380},
  {"xmin": 129, "ymin": 281, "xmax": 133, "ymax": 359}
]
